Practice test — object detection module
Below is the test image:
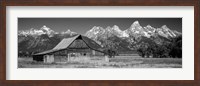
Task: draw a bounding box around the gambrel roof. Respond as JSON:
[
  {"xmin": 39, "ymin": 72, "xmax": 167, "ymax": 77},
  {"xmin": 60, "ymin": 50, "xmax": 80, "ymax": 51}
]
[{"xmin": 33, "ymin": 35, "xmax": 104, "ymax": 55}]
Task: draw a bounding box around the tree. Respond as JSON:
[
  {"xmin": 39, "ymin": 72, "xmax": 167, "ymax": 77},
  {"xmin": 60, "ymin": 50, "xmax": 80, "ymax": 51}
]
[
  {"xmin": 102, "ymin": 40, "xmax": 118, "ymax": 58},
  {"xmin": 136, "ymin": 42, "xmax": 149, "ymax": 58},
  {"xmin": 136, "ymin": 40, "xmax": 171, "ymax": 58},
  {"xmin": 169, "ymin": 36, "xmax": 182, "ymax": 58}
]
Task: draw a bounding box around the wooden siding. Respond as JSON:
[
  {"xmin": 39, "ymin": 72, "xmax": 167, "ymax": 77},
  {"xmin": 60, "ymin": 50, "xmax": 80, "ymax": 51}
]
[
  {"xmin": 54, "ymin": 56, "xmax": 68, "ymax": 63},
  {"xmin": 68, "ymin": 39, "xmax": 89, "ymax": 49}
]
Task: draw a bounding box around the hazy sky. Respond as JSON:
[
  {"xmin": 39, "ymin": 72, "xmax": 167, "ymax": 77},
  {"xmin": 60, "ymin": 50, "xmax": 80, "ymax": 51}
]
[{"xmin": 18, "ymin": 18, "xmax": 182, "ymax": 35}]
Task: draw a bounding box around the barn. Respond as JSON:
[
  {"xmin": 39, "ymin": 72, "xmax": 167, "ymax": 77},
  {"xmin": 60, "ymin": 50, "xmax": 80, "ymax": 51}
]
[{"xmin": 33, "ymin": 35, "xmax": 107, "ymax": 63}]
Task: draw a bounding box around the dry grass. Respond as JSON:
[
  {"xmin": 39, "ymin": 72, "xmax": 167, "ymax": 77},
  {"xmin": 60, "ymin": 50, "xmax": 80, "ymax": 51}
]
[{"xmin": 18, "ymin": 56, "xmax": 182, "ymax": 68}]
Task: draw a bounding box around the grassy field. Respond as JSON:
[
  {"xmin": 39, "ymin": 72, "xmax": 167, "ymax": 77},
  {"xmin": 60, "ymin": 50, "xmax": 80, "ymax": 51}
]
[{"xmin": 18, "ymin": 56, "xmax": 182, "ymax": 68}]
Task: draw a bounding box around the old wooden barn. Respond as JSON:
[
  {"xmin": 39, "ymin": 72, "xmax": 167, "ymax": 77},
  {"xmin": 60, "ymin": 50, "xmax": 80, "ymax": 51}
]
[{"xmin": 33, "ymin": 35, "xmax": 107, "ymax": 63}]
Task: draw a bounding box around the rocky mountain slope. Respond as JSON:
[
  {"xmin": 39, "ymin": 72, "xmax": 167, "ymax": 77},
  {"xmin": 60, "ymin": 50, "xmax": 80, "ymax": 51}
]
[{"xmin": 18, "ymin": 21, "xmax": 182, "ymax": 56}]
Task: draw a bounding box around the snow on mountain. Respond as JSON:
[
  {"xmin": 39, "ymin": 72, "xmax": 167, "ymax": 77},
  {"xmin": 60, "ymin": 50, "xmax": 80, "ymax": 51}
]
[
  {"xmin": 173, "ymin": 30, "xmax": 182, "ymax": 36},
  {"xmin": 121, "ymin": 31, "xmax": 129, "ymax": 37},
  {"xmin": 18, "ymin": 25, "xmax": 77, "ymax": 37},
  {"xmin": 144, "ymin": 25, "xmax": 156, "ymax": 33},
  {"xmin": 18, "ymin": 21, "xmax": 182, "ymax": 54},
  {"xmin": 106, "ymin": 25, "xmax": 129, "ymax": 37},
  {"xmin": 40, "ymin": 25, "xmax": 55, "ymax": 35},
  {"xmin": 156, "ymin": 25, "xmax": 177, "ymax": 38},
  {"xmin": 85, "ymin": 26, "xmax": 105, "ymax": 38},
  {"xmin": 112, "ymin": 25, "xmax": 121, "ymax": 32},
  {"xmin": 125, "ymin": 21, "xmax": 180, "ymax": 39},
  {"xmin": 18, "ymin": 21, "xmax": 181, "ymax": 46},
  {"xmin": 85, "ymin": 25, "xmax": 129, "ymax": 39},
  {"xmin": 61, "ymin": 29, "xmax": 77, "ymax": 36},
  {"xmin": 112, "ymin": 25, "xmax": 129, "ymax": 37},
  {"xmin": 85, "ymin": 20, "xmax": 182, "ymax": 47},
  {"xmin": 40, "ymin": 25, "xmax": 55, "ymax": 37},
  {"xmin": 125, "ymin": 21, "xmax": 151, "ymax": 38},
  {"xmin": 130, "ymin": 21, "xmax": 143, "ymax": 30},
  {"xmin": 18, "ymin": 25, "xmax": 55, "ymax": 37}
]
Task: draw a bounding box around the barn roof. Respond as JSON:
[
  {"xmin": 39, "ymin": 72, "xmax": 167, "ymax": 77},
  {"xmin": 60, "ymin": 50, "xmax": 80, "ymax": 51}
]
[
  {"xmin": 53, "ymin": 35, "xmax": 79, "ymax": 50},
  {"xmin": 33, "ymin": 35, "xmax": 104, "ymax": 55}
]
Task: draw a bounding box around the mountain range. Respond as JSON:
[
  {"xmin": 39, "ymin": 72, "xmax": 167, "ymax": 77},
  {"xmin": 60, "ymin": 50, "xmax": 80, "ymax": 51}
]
[
  {"xmin": 18, "ymin": 21, "xmax": 182, "ymax": 55},
  {"xmin": 85, "ymin": 21, "xmax": 181, "ymax": 39}
]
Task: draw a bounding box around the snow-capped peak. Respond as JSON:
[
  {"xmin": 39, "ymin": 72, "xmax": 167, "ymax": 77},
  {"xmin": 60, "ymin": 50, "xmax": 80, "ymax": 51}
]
[
  {"xmin": 113, "ymin": 25, "xmax": 119, "ymax": 28},
  {"xmin": 130, "ymin": 21, "xmax": 143, "ymax": 31},
  {"xmin": 144, "ymin": 25, "xmax": 156, "ymax": 33},
  {"xmin": 62, "ymin": 29, "xmax": 71, "ymax": 33},
  {"xmin": 40, "ymin": 25, "xmax": 50, "ymax": 31},
  {"xmin": 89, "ymin": 26, "xmax": 105, "ymax": 34},
  {"xmin": 156, "ymin": 25, "xmax": 177, "ymax": 38},
  {"xmin": 18, "ymin": 25, "xmax": 55, "ymax": 37},
  {"xmin": 133, "ymin": 21, "xmax": 140, "ymax": 25},
  {"xmin": 106, "ymin": 25, "xmax": 121, "ymax": 32},
  {"xmin": 146, "ymin": 25, "xmax": 152, "ymax": 28},
  {"xmin": 61, "ymin": 29, "xmax": 77, "ymax": 36},
  {"xmin": 161, "ymin": 25, "xmax": 170, "ymax": 31},
  {"xmin": 173, "ymin": 30, "xmax": 182, "ymax": 36},
  {"xmin": 131, "ymin": 21, "xmax": 141, "ymax": 27},
  {"xmin": 161, "ymin": 25, "xmax": 168, "ymax": 28},
  {"xmin": 40, "ymin": 25, "xmax": 55, "ymax": 36},
  {"xmin": 85, "ymin": 26, "xmax": 105, "ymax": 38},
  {"xmin": 112, "ymin": 25, "xmax": 122, "ymax": 32},
  {"xmin": 67, "ymin": 29, "xmax": 71, "ymax": 32},
  {"xmin": 126, "ymin": 21, "xmax": 151, "ymax": 37},
  {"xmin": 105, "ymin": 25, "xmax": 123, "ymax": 37}
]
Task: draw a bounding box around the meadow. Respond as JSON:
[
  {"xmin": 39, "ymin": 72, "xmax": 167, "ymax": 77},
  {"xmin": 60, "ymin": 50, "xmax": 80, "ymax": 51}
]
[{"xmin": 18, "ymin": 56, "xmax": 182, "ymax": 68}]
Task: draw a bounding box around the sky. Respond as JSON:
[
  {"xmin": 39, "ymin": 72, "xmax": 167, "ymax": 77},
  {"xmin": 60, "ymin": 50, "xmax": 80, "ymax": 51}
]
[{"xmin": 18, "ymin": 18, "xmax": 182, "ymax": 35}]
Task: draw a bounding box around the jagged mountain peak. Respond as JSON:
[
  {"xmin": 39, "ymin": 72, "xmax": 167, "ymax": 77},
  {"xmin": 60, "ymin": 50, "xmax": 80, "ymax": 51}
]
[
  {"xmin": 156, "ymin": 25, "xmax": 177, "ymax": 38},
  {"xmin": 40, "ymin": 25, "xmax": 52, "ymax": 32},
  {"xmin": 86, "ymin": 20, "xmax": 182, "ymax": 39},
  {"xmin": 63, "ymin": 29, "xmax": 72, "ymax": 33},
  {"xmin": 113, "ymin": 25, "xmax": 119, "ymax": 28},
  {"xmin": 85, "ymin": 26, "xmax": 105, "ymax": 39},
  {"xmin": 41, "ymin": 25, "xmax": 48, "ymax": 30},
  {"xmin": 133, "ymin": 21, "xmax": 140, "ymax": 25},
  {"xmin": 144, "ymin": 25, "xmax": 156, "ymax": 32},
  {"xmin": 90, "ymin": 26, "xmax": 104, "ymax": 32},
  {"xmin": 18, "ymin": 25, "xmax": 79, "ymax": 37},
  {"xmin": 67, "ymin": 29, "xmax": 71, "ymax": 32},
  {"xmin": 173, "ymin": 30, "xmax": 182, "ymax": 36},
  {"xmin": 131, "ymin": 21, "xmax": 141, "ymax": 27},
  {"xmin": 106, "ymin": 25, "xmax": 122, "ymax": 32},
  {"xmin": 161, "ymin": 25, "xmax": 168, "ymax": 28},
  {"xmin": 107, "ymin": 25, "xmax": 126, "ymax": 37},
  {"xmin": 105, "ymin": 26, "xmax": 111, "ymax": 30},
  {"xmin": 112, "ymin": 25, "xmax": 121, "ymax": 31},
  {"xmin": 160, "ymin": 25, "xmax": 171, "ymax": 31},
  {"xmin": 146, "ymin": 25, "xmax": 152, "ymax": 28},
  {"xmin": 130, "ymin": 21, "xmax": 143, "ymax": 31}
]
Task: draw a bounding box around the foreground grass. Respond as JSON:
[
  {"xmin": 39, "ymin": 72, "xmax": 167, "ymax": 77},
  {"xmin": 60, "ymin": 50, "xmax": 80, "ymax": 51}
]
[{"xmin": 18, "ymin": 56, "xmax": 182, "ymax": 68}]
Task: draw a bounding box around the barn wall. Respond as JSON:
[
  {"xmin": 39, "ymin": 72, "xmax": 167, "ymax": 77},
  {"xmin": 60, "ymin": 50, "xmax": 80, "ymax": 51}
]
[
  {"xmin": 44, "ymin": 55, "xmax": 54, "ymax": 63},
  {"xmin": 68, "ymin": 56, "xmax": 90, "ymax": 62},
  {"xmin": 54, "ymin": 55, "xmax": 68, "ymax": 63}
]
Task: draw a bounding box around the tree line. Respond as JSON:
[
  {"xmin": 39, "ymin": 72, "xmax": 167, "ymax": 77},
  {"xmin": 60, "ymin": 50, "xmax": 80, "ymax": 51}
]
[
  {"xmin": 102, "ymin": 35, "xmax": 182, "ymax": 58},
  {"xmin": 136, "ymin": 36, "xmax": 182, "ymax": 58}
]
